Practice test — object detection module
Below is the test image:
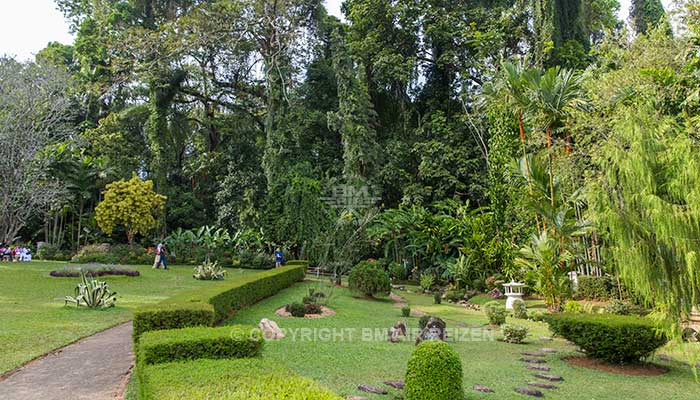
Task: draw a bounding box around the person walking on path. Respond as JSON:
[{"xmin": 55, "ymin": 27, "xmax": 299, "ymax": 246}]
[
  {"xmin": 153, "ymin": 242, "xmax": 169, "ymax": 269},
  {"xmin": 274, "ymin": 248, "xmax": 285, "ymax": 268}
]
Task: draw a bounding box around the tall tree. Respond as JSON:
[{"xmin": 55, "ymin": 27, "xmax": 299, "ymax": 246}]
[{"xmin": 631, "ymin": 0, "xmax": 667, "ymax": 34}]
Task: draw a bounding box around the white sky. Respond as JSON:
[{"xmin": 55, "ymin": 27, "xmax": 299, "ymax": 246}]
[{"xmin": 0, "ymin": 0, "xmax": 674, "ymax": 62}]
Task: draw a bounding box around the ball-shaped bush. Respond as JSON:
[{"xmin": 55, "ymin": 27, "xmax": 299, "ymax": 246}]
[
  {"xmin": 348, "ymin": 261, "xmax": 391, "ymax": 297},
  {"xmin": 405, "ymin": 340, "xmax": 463, "ymax": 400},
  {"xmin": 484, "ymin": 301, "xmax": 507, "ymax": 325}
]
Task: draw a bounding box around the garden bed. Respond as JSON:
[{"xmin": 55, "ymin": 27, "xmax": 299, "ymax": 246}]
[{"xmin": 275, "ymin": 305, "xmax": 336, "ymax": 318}]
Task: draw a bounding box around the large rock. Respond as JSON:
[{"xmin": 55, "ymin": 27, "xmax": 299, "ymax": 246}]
[
  {"xmin": 488, "ymin": 288, "xmax": 504, "ymax": 299},
  {"xmin": 389, "ymin": 321, "xmax": 407, "ymax": 343},
  {"xmin": 258, "ymin": 318, "xmax": 285, "ymax": 340},
  {"xmin": 415, "ymin": 317, "xmax": 447, "ymax": 345}
]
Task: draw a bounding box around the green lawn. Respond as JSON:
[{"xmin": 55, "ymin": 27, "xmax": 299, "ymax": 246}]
[
  {"xmin": 226, "ymin": 280, "xmax": 699, "ymax": 400},
  {"xmin": 0, "ymin": 261, "xmax": 256, "ymax": 374}
]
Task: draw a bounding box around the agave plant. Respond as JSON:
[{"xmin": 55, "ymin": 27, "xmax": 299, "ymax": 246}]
[
  {"xmin": 64, "ymin": 270, "xmax": 117, "ymax": 308},
  {"xmin": 193, "ymin": 260, "xmax": 226, "ymax": 280}
]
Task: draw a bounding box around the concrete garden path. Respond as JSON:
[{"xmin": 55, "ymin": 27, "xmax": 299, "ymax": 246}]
[{"xmin": 0, "ymin": 322, "xmax": 134, "ymax": 400}]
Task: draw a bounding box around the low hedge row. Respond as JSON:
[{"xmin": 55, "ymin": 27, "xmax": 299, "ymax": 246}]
[
  {"xmin": 137, "ymin": 325, "xmax": 263, "ymax": 366},
  {"xmin": 133, "ymin": 262, "xmax": 306, "ymax": 342},
  {"xmin": 545, "ymin": 313, "xmax": 667, "ymax": 363},
  {"xmin": 139, "ymin": 358, "xmax": 343, "ymax": 400}
]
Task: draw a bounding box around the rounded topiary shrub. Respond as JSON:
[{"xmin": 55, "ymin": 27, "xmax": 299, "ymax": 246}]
[
  {"xmin": 405, "ymin": 340, "xmax": 463, "ymax": 400},
  {"xmin": 545, "ymin": 313, "xmax": 668, "ymax": 364},
  {"xmin": 483, "ymin": 301, "xmax": 507, "ymax": 325},
  {"xmin": 502, "ymin": 324, "xmax": 528, "ymax": 344},
  {"xmin": 348, "ymin": 261, "xmax": 391, "ymax": 298}
]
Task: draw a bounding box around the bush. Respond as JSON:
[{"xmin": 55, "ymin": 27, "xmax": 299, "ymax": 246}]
[
  {"xmin": 286, "ymin": 302, "xmax": 307, "ymax": 317},
  {"xmin": 137, "ymin": 325, "xmax": 263, "ymax": 366},
  {"xmin": 576, "ymin": 275, "xmax": 621, "ymax": 301},
  {"xmin": 138, "ymin": 358, "xmax": 342, "ymax": 400},
  {"xmin": 418, "ymin": 315, "xmax": 432, "ymax": 330},
  {"xmin": 71, "ymin": 243, "xmax": 153, "ymax": 265},
  {"xmin": 37, "ymin": 243, "xmax": 71, "ymax": 261},
  {"xmin": 193, "ymin": 260, "xmax": 226, "ymax": 280},
  {"xmin": 304, "ymin": 302, "xmax": 322, "ymax": 314},
  {"xmin": 233, "ymin": 250, "xmax": 274, "ymax": 269},
  {"xmin": 605, "ymin": 299, "xmax": 633, "ymax": 315},
  {"xmin": 502, "ymin": 324, "xmax": 528, "ymax": 344},
  {"xmin": 483, "ymin": 301, "xmax": 507, "ymax": 325},
  {"xmin": 564, "ymin": 300, "xmax": 582, "ymax": 314},
  {"xmin": 348, "ymin": 261, "xmax": 391, "ymax": 297},
  {"xmin": 527, "ymin": 310, "xmax": 547, "ymax": 322},
  {"xmin": 402, "ymin": 306, "xmax": 411, "ymax": 318},
  {"xmin": 133, "ymin": 263, "xmax": 306, "ymax": 342},
  {"xmin": 444, "ymin": 289, "xmax": 465, "ymax": 303},
  {"xmin": 545, "ymin": 313, "xmax": 668, "ymax": 363},
  {"xmin": 389, "ymin": 261, "xmax": 409, "ymax": 281},
  {"xmin": 419, "ymin": 273, "xmax": 434, "ymax": 292},
  {"xmin": 512, "ymin": 299, "xmax": 527, "ymax": 319},
  {"xmin": 433, "ymin": 292, "xmax": 442, "ymax": 304},
  {"xmin": 404, "ymin": 340, "xmax": 463, "ymax": 400}
]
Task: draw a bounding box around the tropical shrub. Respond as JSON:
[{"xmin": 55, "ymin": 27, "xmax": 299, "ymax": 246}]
[
  {"xmin": 389, "ymin": 261, "xmax": 409, "ymax": 281},
  {"xmin": 138, "ymin": 358, "xmax": 342, "ymax": 400},
  {"xmin": 402, "ymin": 306, "xmax": 411, "ymax": 317},
  {"xmin": 193, "ymin": 260, "xmax": 226, "ymax": 280},
  {"xmin": 576, "ymin": 275, "xmax": 613, "ymax": 300},
  {"xmin": 137, "ymin": 325, "xmax": 263, "ymax": 365},
  {"xmin": 286, "ymin": 302, "xmax": 308, "ymax": 317},
  {"xmin": 444, "ymin": 289, "xmax": 466, "ymax": 303},
  {"xmin": 484, "ymin": 301, "xmax": 507, "ymax": 325},
  {"xmin": 433, "ymin": 292, "xmax": 442, "ymax": 304},
  {"xmin": 63, "ymin": 271, "xmax": 117, "ymax": 308},
  {"xmin": 37, "ymin": 243, "xmax": 71, "ymax": 261},
  {"xmin": 50, "ymin": 265, "xmax": 139, "ymax": 277},
  {"xmin": 71, "ymin": 243, "xmax": 153, "ymax": 265},
  {"xmin": 348, "ymin": 261, "xmax": 391, "ymax": 297},
  {"xmin": 545, "ymin": 313, "xmax": 668, "ymax": 363},
  {"xmin": 605, "ymin": 299, "xmax": 632, "ymax": 315},
  {"xmin": 404, "ymin": 340, "xmax": 463, "ymax": 400},
  {"xmin": 564, "ymin": 300, "xmax": 582, "ymax": 313},
  {"xmin": 233, "ymin": 249, "xmax": 273, "ymax": 269},
  {"xmin": 419, "ymin": 273, "xmax": 435, "ymax": 292},
  {"xmin": 502, "ymin": 324, "xmax": 528, "ymax": 344},
  {"xmin": 512, "ymin": 299, "xmax": 527, "ymax": 319}
]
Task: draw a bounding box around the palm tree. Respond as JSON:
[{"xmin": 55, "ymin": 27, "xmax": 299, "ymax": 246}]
[{"xmin": 524, "ymin": 67, "xmax": 586, "ymax": 212}]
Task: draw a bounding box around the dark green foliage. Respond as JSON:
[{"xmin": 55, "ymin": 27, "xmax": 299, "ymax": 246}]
[
  {"xmin": 545, "ymin": 313, "xmax": 668, "ymax": 363},
  {"xmin": 233, "ymin": 250, "xmax": 273, "ymax": 269},
  {"xmin": 631, "ymin": 0, "xmax": 667, "ymax": 34},
  {"xmin": 484, "ymin": 301, "xmax": 507, "ymax": 325},
  {"xmin": 286, "ymin": 302, "xmax": 307, "ymax": 317},
  {"xmin": 138, "ymin": 358, "xmax": 342, "ymax": 400},
  {"xmin": 133, "ymin": 303, "xmax": 215, "ymax": 343},
  {"xmin": 418, "ymin": 315, "xmax": 432, "ymax": 330},
  {"xmin": 133, "ymin": 263, "xmax": 306, "ymax": 342},
  {"xmin": 404, "ymin": 340, "xmax": 463, "ymax": 400},
  {"xmin": 348, "ymin": 261, "xmax": 391, "ymax": 297},
  {"xmin": 70, "ymin": 244, "xmax": 153, "ymax": 265},
  {"xmin": 576, "ymin": 275, "xmax": 617, "ymax": 301},
  {"xmin": 433, "ymin": 292, "xmax": 442, "ymax": 304},
  {"xmin": 37, "ymin": 243, "xmax": 72, "ymax": 261},
  {"xmin": 402, "ymin": 306, "xmax": 411, "ymax": 318},
  {"xmin": 444, "ymin": 290, "xmax": 465, "ymax": 303},
  {"xmin": 137, "ymin": 326, "xmax": 263, "ymax": 366}
]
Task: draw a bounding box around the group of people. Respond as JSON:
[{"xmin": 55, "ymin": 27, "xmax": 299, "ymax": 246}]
[{"xmin": 0, "ymin": 243, "xmax": 32, "ymax": 262}]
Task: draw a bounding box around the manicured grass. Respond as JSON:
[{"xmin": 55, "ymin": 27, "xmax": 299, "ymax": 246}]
[
  {"xmin": 225, "ymin": 280, "xmax": 699, "ymax": 400},
  {"xmin": 0, "ymin": 261, "xmax": 256, "ymax": 374}
]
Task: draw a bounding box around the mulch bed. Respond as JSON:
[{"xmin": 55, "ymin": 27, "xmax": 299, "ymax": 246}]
[{"xmin": 564, "ymin": 356, "xmax": 668, "ymax": 376}]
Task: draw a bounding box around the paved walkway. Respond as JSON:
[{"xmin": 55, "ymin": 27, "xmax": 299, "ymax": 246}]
[{"xmin": 0, "ymin": 322, "xmax": 134, "ymax": 400}]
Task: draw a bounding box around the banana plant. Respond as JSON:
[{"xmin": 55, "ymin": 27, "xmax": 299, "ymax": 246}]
[{"xmin": 64, "ymin": 270, "xmax": 117, "ymax": 308}]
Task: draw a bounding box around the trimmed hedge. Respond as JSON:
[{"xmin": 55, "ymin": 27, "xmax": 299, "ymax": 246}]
[
  {"xmin": 139, "ymin": 358, "xmax": 343, "ymax": 400},
  {"xmin": 137, "ymin": 325, "xmax": 263, "ymax": 366},
  {"xmin": 404, "ymin": 340, "xmax": 463, "ymax": 400},
  {"xmin": 545, "ymin": 313, "xmax": 668, "ymax": 363},
  {"xmin": 133, "ymin": 262, "xmax": 306, "ymax": 342},
  {"xmin": 576, "ymin": 275, "xmax": 625, "ymax": 301}
]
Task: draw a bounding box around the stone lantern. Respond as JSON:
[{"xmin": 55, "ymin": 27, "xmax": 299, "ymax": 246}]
[{"xmin": 503, "ymin": 281, "xmax": 525, "ymax": 310}]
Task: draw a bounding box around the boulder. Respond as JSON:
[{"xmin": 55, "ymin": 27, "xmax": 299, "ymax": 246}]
[
  {"xmin": 415, "ymin": 317, "xmax": 447, "ymax": 345},
  {"xmin": 357, "ymin": 384, "xmax": 387, "ymax": 395},
  {"xmin": 488, "ymin": 288, "xmax": 504, "ymax": 299},
  {"xmin": 258, "ymin": 318, "xmax": 285, "ymax": 340}
]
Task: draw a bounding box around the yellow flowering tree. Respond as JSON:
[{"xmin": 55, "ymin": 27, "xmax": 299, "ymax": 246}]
[{"xmin": 95, "ymin": 175, "xmax": 166, "ymax": 245}]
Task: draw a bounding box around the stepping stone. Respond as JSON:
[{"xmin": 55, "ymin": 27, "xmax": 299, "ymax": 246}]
[
  {"xmin": 357, "ymin": 384, "xmax": 388, "ymax": 395},
  {"xmin": 528, "ymin": 381, "xmax": 558, "ymax": 390},
  {"xmin": 515, "ymin": 387, "xmax": 544, "ymax": 397},
  {"xmin": 473, "ymin": 384, "xmax": 494, "ymax": 393},
  {"xmin": 658, "ymin": 354, "xmax": 671, "ymax": 361},
  {"xmin": 540, "ymin": 336, "xmax": 553, "ymax": 341},
  {"xmin": 520, "ymin": 357, "xmax": 547, "ymax": 363},
  {"xmin": 521, "ymin": 351, "xmax": 546, "ymax": 357},
  {"xmin": 540, "ymin": 348, "xmax": 558, "ymax": 353},
  {"xmin": 383, "ymin": 380, "xmax": 404, "ymax": 389},
  {"xmin": 534, "ymin": 374, "xmax": 564, "ymax": 382},
  {"xmin": 526, "ymin": 364, "xmax": 551, "ymax": 371},
  {"xmin": 347, "ymin": 397, "xmax": 368, "ymax": 400}
]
